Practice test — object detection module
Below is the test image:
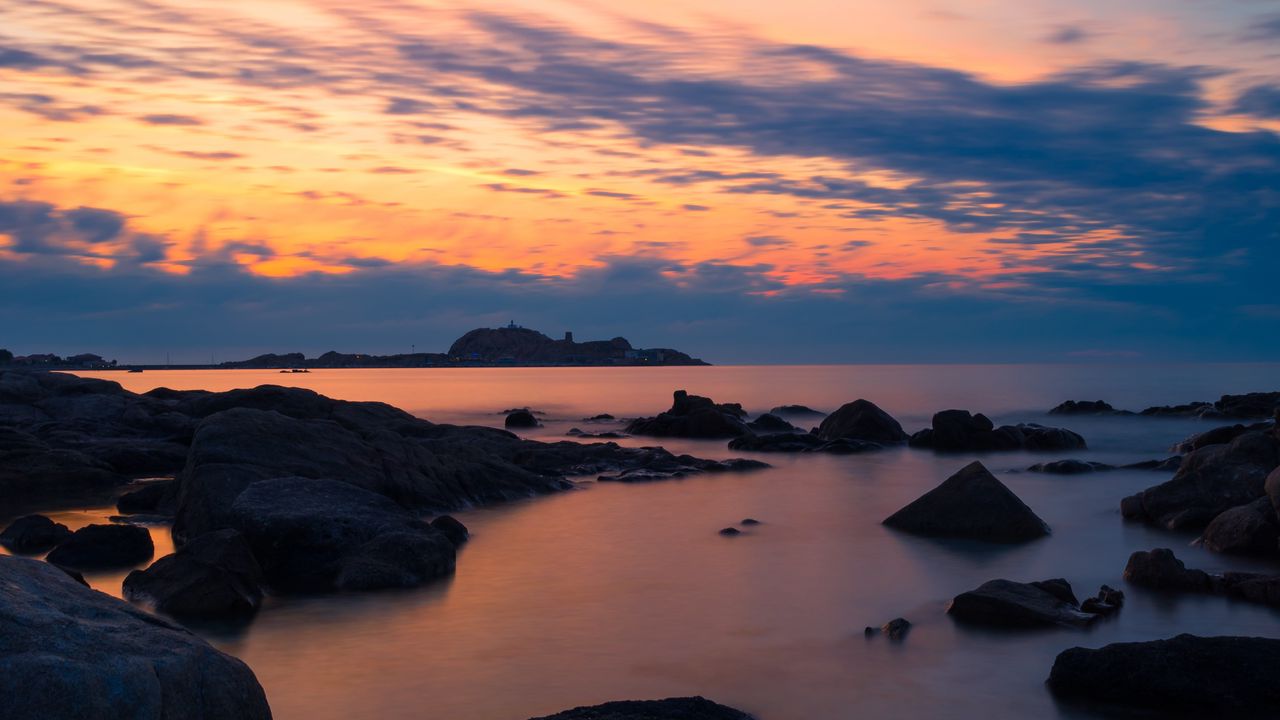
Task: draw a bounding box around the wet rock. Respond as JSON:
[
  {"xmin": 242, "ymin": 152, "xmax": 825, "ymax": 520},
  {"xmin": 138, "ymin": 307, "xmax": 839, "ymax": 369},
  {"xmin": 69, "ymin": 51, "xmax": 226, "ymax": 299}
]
[
  {"xmin": 718, "ymin": 527, "xmax": 741, "ymax": 536},
  {"xmin": 1048, "ymin": 400, "xmax": 1132, "ymax": 416},
  {"xmin": 1027, "ymin": 460, "xmax": 1113, "ymax": 475},
  {"xmin": 883, "ymin": 461, "xmax": 1049, "ymax": 543},
  {"xmin": 505, "ymin": 409, "xmax": 540, "ymax": 428},
  {"xmin": 769, "ymin": 404, "xmax": 824, "ymax": 418},
  {"xmin": 528, "ymin": 697, "xmax": 754, "ymax": 720},
  {"xmin": 908, "ymin": 410, "xmax": 1085, "ymax": 452},
  {"xmin": 430, "ymin": 515, "xmax": 470, "ymax": 546},
  {"xmin": 626, "ymin": 390, "xmax": 751, "ymax": 439},
  {"xmin": 0, "ymin": 556, "xmax": 272, "ymax": 720},
  {"xmin": 227, "ymin": 477, "xmax": 455, "ymax": 593},
  {"xmin": 1120, "ymin": 429, "xmax": 1280, "ymax": 531},
  {"xmin": 45, "ymin": 523, "xmax": 154, "ymax": 570},
  {"xmin": 746, "ymin": 413, "xmax": 796, "ymax": 433},
  {"xmin": 1199, "ymin": 497, "xmax": 1280, "ymax": 555},
  {"xmin": 815, "ymin": 399, "xmax": 907, "ymax": 444},
  {"xmin": 1047, "ymin": 634, "xmax": 1280, "ymax": 717},
  {"xmin": 947, "ymin": 579, "xmax": 1096, "ymax": 629},
  {"xmin": 881, "ymin": 617, "xmax": 911, "ymax": 640},
  {"xmin": 0, "ymin": 514, "xmax": 72, "ymax": 554},
  {"xmin": 1123, "ymin": 548, "xmax": 1211, "ymax": 591},
  {"xmin": 116, "ymin": 479, "xmax": 174, "ymax": 515},
  {"xmin": 123, "ymin": 529, "xmax": 264, "ymax": 620}
]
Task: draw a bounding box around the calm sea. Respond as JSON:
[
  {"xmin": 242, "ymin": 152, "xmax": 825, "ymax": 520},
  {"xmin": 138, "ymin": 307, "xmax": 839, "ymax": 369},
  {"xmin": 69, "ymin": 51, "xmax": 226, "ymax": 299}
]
[{"xmin": 9, "ymin": 364, "xmax": 1280, "ymax": 719}]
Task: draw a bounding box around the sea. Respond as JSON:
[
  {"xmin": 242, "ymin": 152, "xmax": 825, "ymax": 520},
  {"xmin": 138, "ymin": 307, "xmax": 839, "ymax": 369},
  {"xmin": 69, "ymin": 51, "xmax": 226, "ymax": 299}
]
[{"xmin": 5, "ymin": 364, "xmax": 1280, "ymax": 719}]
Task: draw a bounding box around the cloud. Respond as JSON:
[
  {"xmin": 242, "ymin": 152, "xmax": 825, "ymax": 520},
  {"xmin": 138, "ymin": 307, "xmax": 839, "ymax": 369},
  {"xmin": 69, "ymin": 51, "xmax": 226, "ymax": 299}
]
[
  {"xmin": 0, "ymin": 200, "xmax": 161, "ymax": 263},
  {"xmin": 0, "ymin": 47, "xmax": 54, "ymax": 69},
  {"xmin": 137, "ymin": 113, "xmax": 204, "ymax": 126},
  {"xmin": 384, "ymin": 97, "xmax": 434, "ymax": 115},
  {"xmin": 1044, "ymin": 25, "xmax": 1091, "ymax": 44},
  {"xmin": 744, "ymin": 235, "xmax": 791, "ymax": 247},
  {"xmin": 1243, "ymin": 15, "xmax": 1280, "ymax": 42},
  {"xmin": 1234, "ymin": 84, "xmax": 1280, "ymax": 119}
]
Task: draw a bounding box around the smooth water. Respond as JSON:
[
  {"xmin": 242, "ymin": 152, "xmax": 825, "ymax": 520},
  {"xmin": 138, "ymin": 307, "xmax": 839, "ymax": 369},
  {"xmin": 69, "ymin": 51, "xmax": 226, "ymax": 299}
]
[{"xmin": 10, "ymin": 364, "xmax": 1280, "ymax": 719}]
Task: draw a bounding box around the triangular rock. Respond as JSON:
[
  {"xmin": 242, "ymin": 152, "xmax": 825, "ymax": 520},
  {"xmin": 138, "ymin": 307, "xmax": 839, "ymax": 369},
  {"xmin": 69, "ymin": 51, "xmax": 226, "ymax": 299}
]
[{"xmin": 883, "ymin": 461, "xmax": 1049, "ymax": 543}]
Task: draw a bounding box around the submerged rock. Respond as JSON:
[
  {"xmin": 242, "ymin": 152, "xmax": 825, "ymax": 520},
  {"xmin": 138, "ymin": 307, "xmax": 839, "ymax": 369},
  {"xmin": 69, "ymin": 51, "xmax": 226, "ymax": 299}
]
[
  {"xmin": 45, "ymin": 523, "xmax": 154, "ymax": 570},
  {"xmin": 1047, "ymin": 634, "xmax": 1280, "ymax": 717},
  {"xmin": 769, "ymin": 404, "xmax": 824, "ymax": 418},
  {"xmin": 123, "ymin": 529, "xmax": 264, "ymax": 620},
  {"xmin": 718, "ymin": 527, "xmax": 741, "ymax": 536},
  {"xmin": 908, "ymin": 410, "xmax": 1085, "ymax": 452},
  {"xmin": 1027, "ymin": 460, "xmax": 1113, "ymax": 475},
  {"xmin": 882, "ymin": 617, "xmax": 911, "ymax": 640},
  {"xmin": 883, "ymin": 461, "xmax": 1049, "ymax": 543},
  {"xmin": 430, "ymin": 515, "xmax": 470, "ymax": 547},
  {"xmin": 528, "ymin": 697, "xmax": 754, "ymax": 720},
  {"xmin": 597, "ymin": 457, "xmax": 767, "ymax": 483},
  {"xmin": 505, "ymin": 409, "xmax": 540, "ymax": 428},
  {"xmin": 947, "ymin": 579, "xmax": 1097, "ymax": 629},
  {"xmin": 815, "ymin": 399, "xmax": 908, "ymax": 444},
  {"xmin": 0, "ymin": 514, "xmax": 72, "ymax": 554},
  {"xmin": 1048, "ymin": 400, "xmax": 1132, "ymax": 416},
  {"xmin": 0, "ymin": 556, "xmax": 272, "ymax": 719},
  {"xmin": 626, "ymin": 390, "xmax": 751, "ymax": 439}
]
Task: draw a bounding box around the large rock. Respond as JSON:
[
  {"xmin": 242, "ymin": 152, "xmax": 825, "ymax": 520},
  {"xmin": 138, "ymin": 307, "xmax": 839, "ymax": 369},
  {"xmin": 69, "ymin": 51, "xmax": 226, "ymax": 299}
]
[
  {"xmin": 1142, "ymin": 392, "xmax": 1280, "ymax": 420},
  {"xmin": 45, "ymin": 523, "xmax": 154, "ymax": 570},
  {"xmin": 1047, "ymin": 634, "xmax": 1280, "ymax": 717},
  {"xmin": 815, "ymin": 399, "xmax": 907, "ymax": 443},
  {"xmin": 0, "ymin": 514, "xmax": 72, "ymax": 554},
  {"xmin": 528, "ymin": 697, "xmax": 753, "ymax": 720},
  {"xmin": 626, "ymin": 391, "xmax": 750, "ymax": 439},
  {"xmin": 745, "ymin": 413, "xmax": 796, "ymax": 433},
  {"xmin": 1120, "ymin": 429, "xmax": 1280, "ymax": 531},
  {"xmin": 227, "ymin": 477, "xmax": 456, "ymax": 592},
  {"xmin": 947, "ymin": 579, "xmax": 1098, "ymax": 629},
  {"xmin": 1048, "ymin": 400, "xmax": 1131, "ymax": 416},
  {"xmin": 0, "ymin": 556, "xmax": 272, "ymax": 719},
  {"xmin": 505, "ymin": 409, "xmax": 540, "ymax": 428},
  {"xmin": 1199, "ymin": 497, "xmax": 1280, "ymax": 555},
  {"xmin": 123, "ymin": 529, "xmax": 265, "ymax": 620},
  {"xmin": 908, "ymin": 410, "xmax": 1085, "ymax": 452},
  {"xmin": 883, "ymin": 461, "xmax": 1049, "ymax": 543},
  {"xmin": 1124, "ymin": 547, "xmax": 1280, "ymax": 608}
]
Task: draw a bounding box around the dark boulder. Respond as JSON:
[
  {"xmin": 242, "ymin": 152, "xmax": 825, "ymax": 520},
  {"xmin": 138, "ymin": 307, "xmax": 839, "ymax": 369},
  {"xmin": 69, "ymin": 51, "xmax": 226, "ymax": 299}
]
[
  {"xmin": 123, "ymin": 529, "xmax": 264, "ymax": 620},
  {"xmin": 1123, "ymin": 548, "xmax": 1211, "ymax": 591},
  {"xmin": 430, "ymin": 515, "xmax": 470, "ymax": 546},
  {"xmin": 625, "ymin": 390, "xmax": 751, "ymax": 439},
  {"xmin": 1027, "ymin": 460, "xmax": 1113, "ymax": 475},
  {"xmin": 1047, "ymin": 634, "xmax": 1280, "ymax": 717},
  {"xmin": 45, "ymin": 523, "xmax": 154, "ymax": 570},
  {"xmin": 0, "ymin": 514, "xmax": 72, "ymax": 554},
  {"xmin": 746, "ymin": 413, "xmax": 796, "ymax": 433},
  {"xmin": 718, "ymin": 527, "xmax": 741, "ymax": 536},
  {"xmin": 908, "ymin": 410, "xmax": 1085, "ymax": 452},
  {"xmin": 1080, "ymin": 585, "xmax": 1125, "ymax": 616},
  {"xmin": 769, "ymin": 404, "xmax": 824, "ymax": 417},
  {"xmin": 528, "ymin": 697, "xmax": 753, "ymax": 720},
  {"xmin": 882, "ymin": 617, "xmax": 910, "ymax": 640},
  {"xmin": 0, "ymin": 556, "xmax": 271, "ymax": 720},
  {"xmin": 740, "ymin": 518, "xmax": 761, "ymax": 526},
  {"xmin": 1048, "ymin": 400, "xmax": 1131, "ymax": 416},
  {"xmin": 505, "ymin": 410, "xmax": 540, "ymax": 428},
  {"xmin": 815, "ymin": 399, "xmax": 907, "ymax": 444},
  {"xmin": 1199, "ymin": 497, "xmax": 1280, "ymax": 555},
  {"xmin": 227, "ymin": 477, "xmax": 455, "ymax": 593},
  {"xmin": 1120, "ymin": 429, "xmax": 1280, "ymax": 531},
  {"xmin": 947, "ymin": 579, "xmax": 1096, "ymax": 629},
  {"xmin": 883, "ymin": 461, "xmax": 1049, "ymax": 543},
  {"xmin": 116, "ymin": 479, "xmax": 175, "ymax": 515}
]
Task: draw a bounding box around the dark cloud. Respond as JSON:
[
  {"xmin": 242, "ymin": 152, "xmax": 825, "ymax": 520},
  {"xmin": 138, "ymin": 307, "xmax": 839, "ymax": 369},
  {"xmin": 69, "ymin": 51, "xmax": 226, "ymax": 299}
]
[
  {"xmin": 384, "ymin": 97, "xmax": 434, "ymax": 114},
  {"xmin": 0, "ymin": 47, "xmax": 54, "ymax": 69},
  {"xmin": 0, "ymin": 93, "xmax": 105, "ymax": 121},
  {"xmin": 1234, "ymin": 84, "xmax": 1280, "ymax": 119},
  {"xmin": 682, "ymin": 204, "xmax": 710, "ymax": 211},
  {"xmin": 482, "ymin": 183, "xmax": 565, "ymax": 198},
  {"xmin": 137, "ymin": 113, "xmax": 204, "ymax": 126},
  {"xmin": 1044, "ymin": 25, "xmax": 1090, "ymax": 44},
  {"xmin": 1243, "ymin": 15, "xmax": 1280, "ymax": 42},
  {"xmin": 65, "ymin": 207, "xmax": 126, "ymax": 243},
  {"xmin": 744, "ymin": 235, "xmax": 791, "ymax": 247}
]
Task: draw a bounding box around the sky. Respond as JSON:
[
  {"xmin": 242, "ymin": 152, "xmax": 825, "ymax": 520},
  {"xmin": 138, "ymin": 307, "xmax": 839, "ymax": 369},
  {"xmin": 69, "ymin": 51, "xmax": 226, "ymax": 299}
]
[{"xmin": 1, "ymin": 0, "xmax": 1278, "ymax": 363}]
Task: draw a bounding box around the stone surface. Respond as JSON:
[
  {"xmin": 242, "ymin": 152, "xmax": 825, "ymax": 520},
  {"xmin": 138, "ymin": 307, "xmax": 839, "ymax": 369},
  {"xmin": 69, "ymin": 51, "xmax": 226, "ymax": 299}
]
[
  {"xmin": 1047, "ymin": 634, "xmax": 1280, "ymax": 717},
  {"xmin": 528, "ymin": 697, "xmax": 753, "ymax": 720},
  {"xmin": 123, "ymin": 529, "xmax": 265, "ymax": 620},
  {"xmin": 883, "ymin": 461, "xmax": 1049, "ymax": 543},
  {"xmin": 44, "ymin": 523, "xmax": 154, "ymax": 569},
  {"xmin": 1199, "ymin": 497, "xmax": 1280, "ymax": 555},
  {"xmin": 0, "ymin": 514, "xmax": 71, "ymax": 554},
  {"xmin": 0, "ymin": 555, "xmax": 272, "ymax": 720}
]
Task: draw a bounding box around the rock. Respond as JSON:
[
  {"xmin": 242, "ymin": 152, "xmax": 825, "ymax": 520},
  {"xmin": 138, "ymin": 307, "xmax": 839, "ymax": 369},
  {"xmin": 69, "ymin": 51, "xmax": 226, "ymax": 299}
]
[
  {"xmin": 1080, "ymin": 585, "xmax": 1125, "ymax": 616},
  {"xmin": 45, "ymin": 523, "xmax": 154, "ymax": 570},
  {"xmin": 727, "ymin": 432, "xmax": 882, "ymax": 454},
  {"xmin": 1173, "ymin": 421, "xmax": 1275, "ymax": 454},
  {"xmin": 769, "ymin": 405, "xmax": 824, "ymax": 417},
  {"xmin": 0, "ymin": 556, "xmax": 271, "ymax": 719},
  {"xmin": 1048, "ymin": 400, "xmax": 1131, "ymax": 416},
  {"xmin": 908, "ymin": 410, "xmax": 1085, "ymax": 452},
  {"xmin": 123, "ymin": 529, "xmax": 264, "ymax": 620},
  {"xmin": 626, "ymin": 391, "xmax": 751, "ymax": 439},
  {"xmin": 505, "ymin": 409, "xmax": 540, "ymax": 428},
  {"xmin": 815, "ymin": 399, "xmax": 907, "ymax": 444},
  {"xmin": 597, "ymin": 457, "xmax": 767, "ymax": 484},
  {"xmin": 1141, "ymin": 392, "xmax": 1280, "ymax": 420},
  {"xmin": 430, "ymin": 515, "xmax": 470, "ymax": 546},
  {"xmin": 881, "ymin": 617, "xmax": 911, "ymax": 640},
  {"xmin": 883, "ymin": 461, "xmax": 1049, "ymax": 543},
  {"xmin": 718, "ymin": 527, "xmax": 741, "ymax": 536},
  {"xmin": 1123, "ymin": 548, "xmax": 1211, "ymax": 591},
  {"xmin": 0, "ymin": 425, "xmax": 121, "ymax": 502},
  {"xmin": 746, "ymin": 413, "xmax": 796, "ymax": 433},
  {"xmin": 0, "ymin": 514, "xmax": 72, "ymax": 554},
  {"xmin": 740, "ymin": 518, "xmax": 761, "ymax": 526},
  {"xmin": 1120, "ymin": 429, "xmax": 1280, "ymax": 530},
  {"xmin": 1047, "ymin": 634, "xmax": 1280, "ymax": 717},
  {"xmin": 227, "ymin": 477, "xmax": 456, "ymax": 592},
  {"xmin": 116, "ymin": 479, "xmax": 175, "ymax": 515},
  {"xmin": 583, "ymin": 413, "xmax": 615, "ymax": 421},
  {"xmin": 566, "ymin": 428, "xmax": 628, "ymax": 439},
  {"xmin": 1199, "ymin": 497, "xmax": 1280, "ymax": 555},
  {"xmin": 1121, "ymin": 456, "xmax": 1182, "ymax": 472},
  {"xmin": 1027, "ymin": 460, "xmax": 1113, "ymax": 475},
  {"xmin": 528, "ymin": 697, "xmax": 753, "ymax": 720},
  {"xmin": 947, "ymin": 579, "xmax": 1096, "ymax": 629}
]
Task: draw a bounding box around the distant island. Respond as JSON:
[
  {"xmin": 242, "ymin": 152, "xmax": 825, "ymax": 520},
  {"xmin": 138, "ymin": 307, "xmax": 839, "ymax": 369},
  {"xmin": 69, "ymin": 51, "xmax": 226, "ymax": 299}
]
[{"xmin": 0, "ymin": 324, "xmax": 707, "ymax": 371}]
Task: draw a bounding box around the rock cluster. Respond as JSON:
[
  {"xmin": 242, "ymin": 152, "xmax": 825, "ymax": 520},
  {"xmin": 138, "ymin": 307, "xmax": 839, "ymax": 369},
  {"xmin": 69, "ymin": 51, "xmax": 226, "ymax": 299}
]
[
  {"xmin": 947, "ymin": 578, "xmax": 1121, "ymax": 629},
  {"xmin": 626, "ymin": 390, "xmax": 750, "ymax": 439},
  {"xmin": 908, "ymin": 410, "xmax": 1085, "ymax": 452}
]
